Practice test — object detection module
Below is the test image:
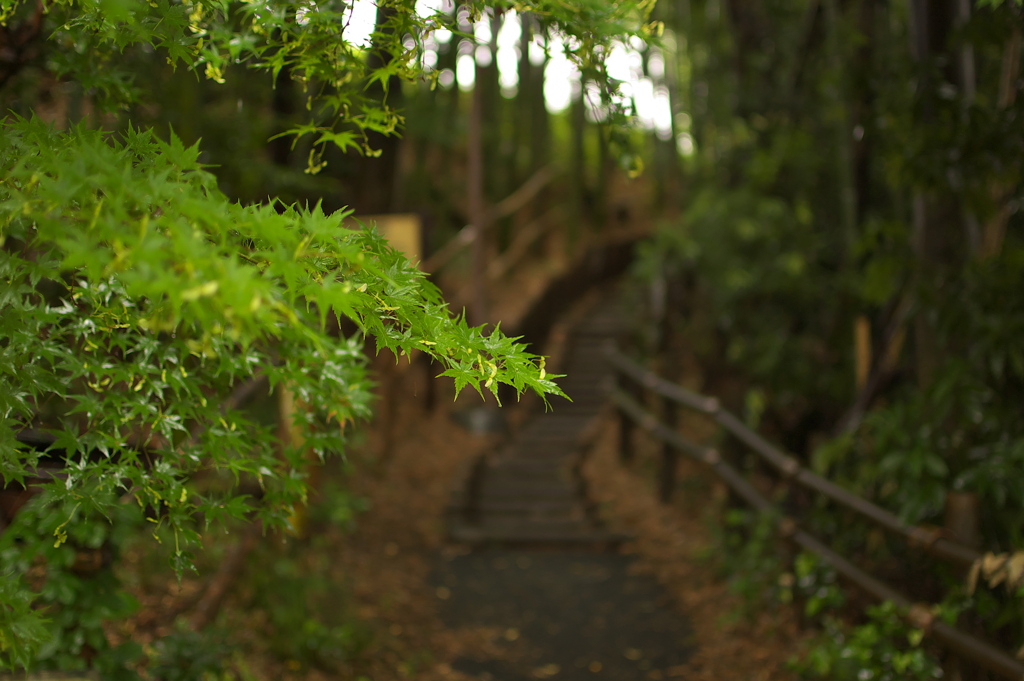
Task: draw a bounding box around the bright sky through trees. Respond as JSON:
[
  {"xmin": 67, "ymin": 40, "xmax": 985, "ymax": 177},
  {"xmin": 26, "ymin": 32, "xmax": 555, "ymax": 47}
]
[{"xmin": 347, "ymin": 0, "xmax": 675, "ymax": 139}]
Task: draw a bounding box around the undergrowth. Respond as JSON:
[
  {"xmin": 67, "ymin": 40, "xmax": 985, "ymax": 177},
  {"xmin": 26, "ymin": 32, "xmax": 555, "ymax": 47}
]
[{"xmin": 709, "ymin": 509, "xmax": 949, "ymax": 681}]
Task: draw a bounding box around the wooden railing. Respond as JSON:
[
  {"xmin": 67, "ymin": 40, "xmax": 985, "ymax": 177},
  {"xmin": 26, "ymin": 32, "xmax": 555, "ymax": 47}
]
[{"xmin": 605, "ymin": 345, "xmax": 1024, "ymax": 681}]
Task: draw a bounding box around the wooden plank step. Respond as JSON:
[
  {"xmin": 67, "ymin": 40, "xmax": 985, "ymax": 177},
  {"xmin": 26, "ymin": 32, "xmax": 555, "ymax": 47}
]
[
  {"xmin": 485, "ymin": 465, "xmax": 570, "ymax": 482},
  {"xmin": 476, "ymin": 499, "xmax": 582, "ymax": 514},
  {"xmin": 476, "ymin": 487, "xmax": 578, "ymax": 502},
  {"xmin": 479, "ymin": 478, "xmax": 575, "ymax": 494},
  {"xmin": 486, "ymin": 457, "xmax": 567, "ymax": 470},
  {"xmin": 507, "ymin": 435, "xmax": 582, "ymax": 446},
  {"xmin": 511, "ymin": 432, "xmax": 588, "ymax": 446},
  {"xmin": 508, "ymin": 441, "xmax": 581, "ymax": 455},
  {"xmin": 512, "ymin": 434, "xmax": 591, "ymax": 449},
  {"xmin": 492, "ymin": 449, "xmax": 576, "ymax": 462},
  {"xmin": 476, "ymin": 509, "xmax": 584, "ymax": 523},
  {"xmin": 444, "ymin": 499, "xmax": 583, "ymax": 523},
  {"xmin": 472, "ymin": 517, "xmax": 594, "ymax": 534},
  {"xmin": 447, "ymin": 519, "xmax": 632, "ymax": 548},
  {"xmin": 479, "ymin": 469, "xmax": 575, "ymax": 485}
]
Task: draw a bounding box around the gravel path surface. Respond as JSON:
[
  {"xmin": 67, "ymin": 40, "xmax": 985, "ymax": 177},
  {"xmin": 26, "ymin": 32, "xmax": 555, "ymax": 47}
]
[{"xmin": 432, "ymin": 549, "xmax": 695, "ymax": 681}]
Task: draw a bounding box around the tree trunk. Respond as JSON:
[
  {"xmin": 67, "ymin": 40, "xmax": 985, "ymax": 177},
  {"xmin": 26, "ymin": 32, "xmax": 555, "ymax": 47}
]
[
  {"xmin": 850, "ymin": 0, "xmax": 877, "ymax": 229},
  {"xmin": 469, "ymin": 64, "xmax": 488, "ymax": 325},
  {"xmin": 356, "ymin": 3, "xmax": 405, "ymax": 214},
  {"xmin": 908, "ymin": 0, "xmax": 957, "ymax": 388}
]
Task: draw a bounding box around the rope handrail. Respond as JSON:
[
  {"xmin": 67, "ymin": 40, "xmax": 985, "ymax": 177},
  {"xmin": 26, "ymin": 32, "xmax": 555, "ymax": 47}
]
[
  {"xmin": 604, "ymin": 346, "xmax": 982, "ymax": 568},
  {"xmin": 608, "ymin": 385, "xmax": 1024, "ymax": 681}
]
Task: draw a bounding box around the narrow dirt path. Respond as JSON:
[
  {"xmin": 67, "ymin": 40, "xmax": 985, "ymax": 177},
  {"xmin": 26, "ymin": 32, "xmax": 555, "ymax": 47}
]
[{"xmin": 432, "ymin": 549, "xmax": 694, "ymax": 680}]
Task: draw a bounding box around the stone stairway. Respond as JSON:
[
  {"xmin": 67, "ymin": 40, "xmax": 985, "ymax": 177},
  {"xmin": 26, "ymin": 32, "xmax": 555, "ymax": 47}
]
[{"xmin": 446, "ymin": 300, "xmax": 631, "ymax": 547}]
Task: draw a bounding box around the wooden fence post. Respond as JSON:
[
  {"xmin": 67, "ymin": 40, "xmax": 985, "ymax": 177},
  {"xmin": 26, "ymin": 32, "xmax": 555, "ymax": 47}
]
[{"xmin": 658, "ymin": 396, "xmax": 679, "ymax": 503}]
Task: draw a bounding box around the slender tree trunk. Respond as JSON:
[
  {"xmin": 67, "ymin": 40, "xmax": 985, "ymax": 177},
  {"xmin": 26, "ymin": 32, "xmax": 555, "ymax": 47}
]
[
  {"xmin": 823, "ymin": 0, "xmax": 857, "ymax": 259},
  {"xmin": 979, "ymin": 24, "xmax": 1021, "ymax": 260},
  {"xmin": 516, "ymin": 13, "xmax": 535, "ymax": 184},
  {"xmin": 435, "ymin": 29, "xmax": 461, "ymax": 214},
  {"xmin": 955, "ymin": 0, "xmax": 981, "ymax": 253},
  {"xmin": 527, "ymin": 31, "xmax": 550, "ymax": 178},
  {"xmin": 645, "ymin": 24, "xmax": 680, "ymax": 211},
  {"xmin": 594, "ymin": 120, "xmax": 611, "ymax": 232},
  {"xmin": 568, "ymin": 83, "xmax": 586, "ymax": 242},
  {"xmin": 357, "ymin": 3, "xmax": 405, "ymax": 213},
  {"xmin": 908, "ymin": 0, "xmax": 956, "ymax": 388},
  {"xmin": 469, "ymin": 65, "xmax": 488, "ymax": 325},
  {"xmin": 479, "ymin": 10, "xmax": 502, "ymax": 204},
  {"xmin": 850, "ymin": 0, "xmax": 876, "ymax": 228}
]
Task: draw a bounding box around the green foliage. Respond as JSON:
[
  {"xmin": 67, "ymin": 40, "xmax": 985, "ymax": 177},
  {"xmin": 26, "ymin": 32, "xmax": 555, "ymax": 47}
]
[
  {"xmin": 971, "ymin": 578, "xmax": 1024, "ymax": 646},
  {"xmin": 0, "ymin": 116, "xmax": 557, "ymax": 524},
  {"xmin": 791, "ymin": 602, "xmax": 942, "ymax": 681},
  {"xmin": 784, "ymin": 551, "xmax": 846, "ymax": 619},
  {"xmin": 0, "ymin": 0, "xmax": 667, "ymax": 668},
  {"xmin": 636, "ymin": 0, "xmax": 1024, "ymax": 673},
  {"xmin": 240, "ymin": 541, "xmax": 373, "ymax": 672},
  {"xmin": 713, "ymin": 508, "xmax": 786, "ymax": 614},
  {"xmin": 0, "ymin": 0, "xmax": 656, "ymax": 166},
  {"xmin": 0, "ymin": 578, "xmax": 48, "ymax": 669},
  {"xmin": 861, "ymin": 392, "xmax": 952, "ymax": 524},
  {"xmin": 148, "ymin": 626, "xmax": 237, "ymax": 681},
  {"xmin": 717, "ymin": 525, "xmax": 845, "ymax": 623},
  {"xmin": 0, "ymin": 493, "xmax": 142, "ymax": 676},
  {"xmin": 641, "ymin": 183, "xmax": 848, "ymax": 420},
  {"xmin": 811, "ymin": 258, "xmax": 1024, "ymax": 540},
  {"xmin": 0, "ymin": 115, "xmax": 562, "ymax": 667},
  {"xmin": 306, "ymin": 475, "xmax": 368, "ymax": 532}
]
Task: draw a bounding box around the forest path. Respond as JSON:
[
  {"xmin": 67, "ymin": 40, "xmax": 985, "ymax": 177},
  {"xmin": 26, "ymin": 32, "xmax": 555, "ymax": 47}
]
[
  {"xmin": 431, "ymin": 549, "xmax": 694, "ymax": 681},
  {"xmin": 432, "ymin": 291, "xmax": 695, "ymax": 680}
]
